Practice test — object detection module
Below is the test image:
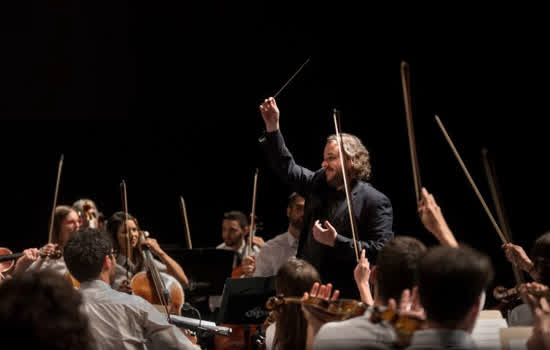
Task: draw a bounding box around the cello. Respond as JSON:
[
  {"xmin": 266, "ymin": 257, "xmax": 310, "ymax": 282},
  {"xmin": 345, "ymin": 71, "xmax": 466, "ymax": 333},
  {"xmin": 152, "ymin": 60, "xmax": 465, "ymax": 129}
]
[{"xmin": 119, "ymin": 181, "xmax": 195, "ymax": 343}]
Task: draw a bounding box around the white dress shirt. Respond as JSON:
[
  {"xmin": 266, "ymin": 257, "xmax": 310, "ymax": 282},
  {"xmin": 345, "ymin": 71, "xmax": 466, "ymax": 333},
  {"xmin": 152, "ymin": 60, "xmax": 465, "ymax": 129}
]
[
  {"xmin": 27, "ymin": 256, "xmax": 69, "ymax": 276},
  {"xmin": 79, "ymin": 279, "xmax": 198, "ymax": 350},
  {"xmin": 253, "ymin": 231, "xmax": 298, "ymax": 277}
]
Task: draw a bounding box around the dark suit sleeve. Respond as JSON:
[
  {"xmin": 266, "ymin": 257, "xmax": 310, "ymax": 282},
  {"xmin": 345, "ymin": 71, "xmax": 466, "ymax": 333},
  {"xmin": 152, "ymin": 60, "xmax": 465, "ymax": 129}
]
[
  {"xmin": 259, "ymin": 130, "xmax": 316, "ymax": 194},
  {"xmin": 333, "ymin": 192, "xmax": 394, "ymax": 263}
]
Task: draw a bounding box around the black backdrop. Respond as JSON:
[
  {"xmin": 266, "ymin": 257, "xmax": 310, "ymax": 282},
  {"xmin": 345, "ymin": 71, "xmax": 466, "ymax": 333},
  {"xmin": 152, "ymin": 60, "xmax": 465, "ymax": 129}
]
[{"xmin": 1, "ymin": 3, "xmax": 548, "ymax": 304}]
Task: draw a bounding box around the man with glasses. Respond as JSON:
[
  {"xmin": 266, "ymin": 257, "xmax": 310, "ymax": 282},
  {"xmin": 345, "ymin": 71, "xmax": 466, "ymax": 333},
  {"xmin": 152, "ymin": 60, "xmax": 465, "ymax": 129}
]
[{"xmin": 64, "ymin": 227, "xmax": 199, "ymax": 350}]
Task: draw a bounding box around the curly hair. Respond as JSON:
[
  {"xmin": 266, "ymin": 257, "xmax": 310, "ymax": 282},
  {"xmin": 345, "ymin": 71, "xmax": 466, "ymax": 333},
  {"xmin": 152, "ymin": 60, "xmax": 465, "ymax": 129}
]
[
  {"xmin": 0, "ymin": 270, "xmax": 95, "ymax": 350},
  {"xmin": 327, "ymin": 133, "xmax": 372, "ymax": 181},
  {"xmin": 64, "ymin": 227, "xmax": 113, "ymax": 282}
]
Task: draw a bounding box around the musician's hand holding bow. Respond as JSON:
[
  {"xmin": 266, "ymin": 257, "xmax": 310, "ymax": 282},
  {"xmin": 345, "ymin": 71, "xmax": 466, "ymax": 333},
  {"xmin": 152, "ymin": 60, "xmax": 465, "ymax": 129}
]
[
  {"xmin": 502, "ymin": 243, "xmax": 534, "ymax": 276},
  {"xmin": 313, "ymin": 220, "xmax": 337, "ymax": 247},
  {"xmin": 242, "ymin": 255, "xmax": 256, "ymax": 277},
  {"xmin": 259, "ymin": 97, "xmax": 280, "ymax": 132},
  {"xmin": 354, "ymin": 249, "xmax": 373, "ymax": 305},
  {"xmin": 117, "ymin": 279, "xmax": 133, "ymax": 294},
  {"xmin": 418, "ymin": 188, "xmax": 458, "ymax": 247},
  {"xmin": 11, "ymin": 248, "xmax": 40, "ymax": 276}
]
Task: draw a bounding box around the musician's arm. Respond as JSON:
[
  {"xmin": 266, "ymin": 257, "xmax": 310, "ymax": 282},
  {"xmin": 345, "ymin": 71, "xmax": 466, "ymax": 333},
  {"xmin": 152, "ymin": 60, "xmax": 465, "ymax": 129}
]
[
  {"xmin": 156, "ymin": 252, "xmax": 189, "ymax": 289},
  {"xmin": 143, "ymin": 238, "xmax": 189, "ymax": 288}
]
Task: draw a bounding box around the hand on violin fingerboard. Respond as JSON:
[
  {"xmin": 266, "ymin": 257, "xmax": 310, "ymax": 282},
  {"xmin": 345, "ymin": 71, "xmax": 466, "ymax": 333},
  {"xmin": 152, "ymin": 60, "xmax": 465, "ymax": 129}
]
[{"xmin": 301, "ymin": 282, "xmax": 340, "ymax": 337}]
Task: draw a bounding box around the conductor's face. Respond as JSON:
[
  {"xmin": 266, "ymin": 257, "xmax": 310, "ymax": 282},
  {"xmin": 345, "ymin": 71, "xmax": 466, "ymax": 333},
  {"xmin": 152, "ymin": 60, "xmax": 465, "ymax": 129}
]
[
  {"xmin": 222, "ymin": 219, "xmax": 245, "ymax": 249},
  {"xmin": 322, "ymin": 141, "xmax": 348, "ymax": 189}
]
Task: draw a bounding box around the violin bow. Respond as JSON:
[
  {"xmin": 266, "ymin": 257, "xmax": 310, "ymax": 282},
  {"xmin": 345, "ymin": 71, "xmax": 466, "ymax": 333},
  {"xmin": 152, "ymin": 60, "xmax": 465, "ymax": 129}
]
[
  {"xmin": 481, "ymin": 148, "xmax": 524, "ymax": 284},
  {"xmin": 273, "ymin": 57, "xmax": 311, "ymax": 99},
  {"xmin": 400, "ymin": 61, "xmax": 423, "ymax": 204},
  {"xmin": 48, "ymin": 154, "xmax": 64, "ymax": 244},
  {"xmin": 120, "ymin": 180, "xmax": 133, "ymax": 277},
  {"xmin": 435, "ymin": 115, "xmax": 508, "ymax": 244},
  {"xmin": 179, "ymin": 196, "xmax": 192, "ymax": 249},
  {"xmin": 333, "ymin": 109, "xmax": 360, "ymax": 262},
  {"xmin": 248, "ymin": 168, "xmax": 259, "ymax": 256}
]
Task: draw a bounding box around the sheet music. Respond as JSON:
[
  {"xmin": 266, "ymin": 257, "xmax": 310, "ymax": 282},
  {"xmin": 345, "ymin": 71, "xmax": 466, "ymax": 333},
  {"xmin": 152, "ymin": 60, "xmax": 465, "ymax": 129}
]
[
  {"xmin": 508, "ymin": 339, "xmax": 527, "ymax": 350},
  {"xmin": 472, "ymin": 318, "xmax": 508, "ymax": 349}
]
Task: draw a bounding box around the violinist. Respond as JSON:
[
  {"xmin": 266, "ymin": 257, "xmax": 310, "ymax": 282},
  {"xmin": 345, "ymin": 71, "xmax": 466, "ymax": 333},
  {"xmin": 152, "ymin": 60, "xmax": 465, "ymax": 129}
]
[
  {"xmin": 407, "ymin": 245, "xmax": 493, "ymax": 350},
  {"xmin": 258, "ymin": 97, "xmax": 394, "ymax": 298},
  {"xmin": 13, "ymin": 205, "xmax": 80, "ymax": 277},
  {"xmin": 64, "ymin": 227, "xmax": 199, "ymax": 350},
  {"xmin": 106, "ymin": 211, "xmax": 189, "ymax": 292},
  {"xmin": 208, "ymin": 211, "xmax": 263, "ymax": 312},
  {"xmin": 313, "ymin": 236, "xmax": 426, "ymax": 350},
  {"xmin": 0, "ymin": 269, "xmax": 95, "ymax": 350},
  {"xmin": 502, "ymin": 231, "xmax": 550, "ymax": 326},
  {"xmin": 262, "ymin": 257, "xmax": 321, "ymax": 350},
  {"xmin": 73, "ymin": 198, "xmax": 102, "ymax": 229},
  {"xmin": 242, "ymin": 193, "xmax": 304, "ymax": 277}
]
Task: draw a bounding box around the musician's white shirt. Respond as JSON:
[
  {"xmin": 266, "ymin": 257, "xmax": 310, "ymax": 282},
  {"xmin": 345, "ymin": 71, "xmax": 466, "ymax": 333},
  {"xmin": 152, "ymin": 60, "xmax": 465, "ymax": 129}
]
[
  {"xmin": 27, "ymin": 256, "xmax": 69, "ymax": 276},
  {"xmin": 253, "ymin": 231, "xmax": 298, "ymax": 277},
  {"xmin": 79, "ymin": 279, "xmax": 198, "ymax": 350}
]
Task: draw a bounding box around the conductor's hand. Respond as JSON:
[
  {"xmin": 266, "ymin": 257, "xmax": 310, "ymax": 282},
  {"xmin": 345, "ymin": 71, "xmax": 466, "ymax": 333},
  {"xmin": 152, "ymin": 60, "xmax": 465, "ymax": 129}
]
[
  {"xmin": 313, "ymin": 220, "xmax": 337, "ymax": 247},
  {"xmin": 242, "ymin": 255, "xmax": 256, "ymax": 277},
  {"xmin": 259, "ymin": 97, "xmax": 280, "ymax": 132}
]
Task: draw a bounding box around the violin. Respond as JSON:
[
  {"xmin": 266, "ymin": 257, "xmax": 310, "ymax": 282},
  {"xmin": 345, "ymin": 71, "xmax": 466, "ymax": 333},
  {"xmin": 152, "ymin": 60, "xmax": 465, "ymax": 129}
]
[
  {"xmin": 266, "ymin": 295, "xmax": 367, "ymax": 324},
  {"xmin": 0, "ymin": 247, "xmax": 17, "ymax": 280},
  {"xmin": 369, "ymin": 305, "xmax": 426, "ymax": 347}
]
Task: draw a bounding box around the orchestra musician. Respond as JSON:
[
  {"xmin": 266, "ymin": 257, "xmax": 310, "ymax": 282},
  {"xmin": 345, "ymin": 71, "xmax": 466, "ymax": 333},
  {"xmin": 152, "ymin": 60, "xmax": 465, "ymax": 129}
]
[
  {"xmin": 12, "ymin": 205, "xmax": 81, "ymax": 277},
  {"xmin": 73, "ymin": 198, "xmax": 103, "ymax": 229},
  {"xmin": 105, "ymin": 211, "xmax": 189, "ymax": 292},
  {"xmin": 312, "ymin": 237, "xmax": 427, "ymax": 350},
  {"xmin": 208, "ymin": 210, "xmax": 264, "ymax": 313},
  {"xmin": 64, "ymin": 227, "xmax": 199, "ymax": 349},
  {"xmin": 0, "ymin": 269, "xmax": 95, "ymax": 350},
  {"xmin": 242, "ymin": 192, "xmax": 305, "ymax": 277},
  {"xmin": 258, "ymin": 97, "xmax": 394, "ymax": 298},
  {"xmin": 502, "ymin": 231, "xmax": 550, "ymax": 326},
  {"xmin": 407, "ymin": 245, "xmax": 493, "ymax": 349}
]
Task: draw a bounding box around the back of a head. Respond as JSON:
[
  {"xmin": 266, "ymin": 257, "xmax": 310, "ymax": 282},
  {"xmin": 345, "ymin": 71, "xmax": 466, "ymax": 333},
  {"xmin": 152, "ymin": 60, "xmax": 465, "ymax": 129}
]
[
  {"xmin": 0, "ymin": 270, "xmax": 94, "ymax": 350},
  {"xmin": 417, "ymin": 245, "xmax": 494, "ymax": 326},
  {"xmin": 532, "ymin": 231, "xmax": 550, "ymax": 285},
  {"xmin": 375, "ymin": 236, "xmax": 426, "ymax": 303},
  {"xmin": 64, "ymin": 227, "xmax": 112, "ymax": 282},
  {"xmin": 274, "ymin": 258, "xmax": 320, "ymax": 350}
]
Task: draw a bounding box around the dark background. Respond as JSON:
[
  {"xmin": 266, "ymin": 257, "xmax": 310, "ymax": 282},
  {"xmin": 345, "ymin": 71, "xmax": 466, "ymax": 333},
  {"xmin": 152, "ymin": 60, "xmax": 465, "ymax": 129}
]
[{"xmin": 1, "ymin": 3, "xmax": 548, "ymax": 304}]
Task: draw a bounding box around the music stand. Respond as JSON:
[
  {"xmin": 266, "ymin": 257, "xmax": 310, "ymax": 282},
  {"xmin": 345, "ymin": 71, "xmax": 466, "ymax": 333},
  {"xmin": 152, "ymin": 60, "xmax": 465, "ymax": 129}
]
[
  {"xmin": 161, "ymin": 247, "xmax": 237, "ymax": 297},
  {"xmin": 217, "ymin": 276, "xmax": 276, "ymax": 325}
]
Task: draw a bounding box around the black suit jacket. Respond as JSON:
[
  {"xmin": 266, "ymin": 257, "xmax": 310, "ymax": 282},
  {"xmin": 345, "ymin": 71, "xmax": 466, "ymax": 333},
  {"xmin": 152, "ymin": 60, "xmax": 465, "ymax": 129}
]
[{"xmin": 259, "ymin": 130, "xmax": 394, "ymax": 298}]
